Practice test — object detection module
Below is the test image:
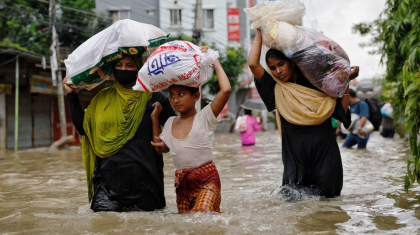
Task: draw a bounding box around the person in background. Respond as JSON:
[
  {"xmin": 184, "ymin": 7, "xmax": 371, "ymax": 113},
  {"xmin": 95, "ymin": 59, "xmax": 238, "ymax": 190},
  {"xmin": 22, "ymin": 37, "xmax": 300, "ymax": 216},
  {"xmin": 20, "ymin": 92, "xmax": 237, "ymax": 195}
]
[
  {"xmin": 380, "ymin": 102, "xmax": 395, "ymax": 138},
  {"xmin": 240, "ymin": 108, "xmax": 263, "ymax": 146},
  {"xmin": 341, "ymin": 89, "xmax": 370, "ymax": 149}
]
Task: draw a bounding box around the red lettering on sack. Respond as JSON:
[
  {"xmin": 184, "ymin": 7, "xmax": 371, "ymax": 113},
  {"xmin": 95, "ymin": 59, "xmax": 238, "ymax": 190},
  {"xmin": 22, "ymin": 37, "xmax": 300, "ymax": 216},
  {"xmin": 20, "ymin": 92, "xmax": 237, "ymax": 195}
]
[
  {"xmin": 193, "ymin": 54, "xmax": 201, "ymax": 68},
  {"xmin": 185, "ymin": 80, "xmax": 198, "ymax": 86},
  {"xmin": 166, "ymin": 77, "xmax": 178, "ymax": 84},
  {"xmin": 157, "ymin": 81, "xmax": 169, "ymax": 89},
  {"xmin": 151, "ymin": 84, "xmax": 159, "ymax": 91},
  {"xmin": 195, "ymin": 71, "xmax": 201, "ymax": 80},
  {"xmin": 145, "ymin": 46, "xmax": 188, "ymax": 63}
]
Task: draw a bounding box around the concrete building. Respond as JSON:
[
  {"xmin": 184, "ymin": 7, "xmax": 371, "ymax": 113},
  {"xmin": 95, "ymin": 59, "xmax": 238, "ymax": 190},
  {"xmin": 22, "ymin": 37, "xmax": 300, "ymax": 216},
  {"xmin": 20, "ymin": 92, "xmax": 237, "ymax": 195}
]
[
  {"xmin": 95, "ymin": 0, "xmax": 160, "ymax": 26},
  {"xmin": 158, "ymin": 0, "xmax": 230, "ymax": 50},
  {"xmin": 0, "ymin": 47, "xmax": 58, "ymax": 150}
]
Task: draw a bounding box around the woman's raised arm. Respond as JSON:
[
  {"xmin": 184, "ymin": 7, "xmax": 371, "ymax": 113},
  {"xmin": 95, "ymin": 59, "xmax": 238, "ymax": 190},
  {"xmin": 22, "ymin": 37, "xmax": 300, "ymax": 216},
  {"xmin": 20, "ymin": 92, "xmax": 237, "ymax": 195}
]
[{"xmin": 248, "ymin": 28, "xmax": 265, "ymax": 81}]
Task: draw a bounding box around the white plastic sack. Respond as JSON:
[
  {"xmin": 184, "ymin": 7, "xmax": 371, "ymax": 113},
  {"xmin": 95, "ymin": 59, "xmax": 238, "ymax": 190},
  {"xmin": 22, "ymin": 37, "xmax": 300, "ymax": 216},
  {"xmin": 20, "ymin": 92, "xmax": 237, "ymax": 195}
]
[
  {"xmin": 244, "ymin": 0, "xmax": 306, "ymax": 29},
  {"xmin": 235, "ymin": 116, "xmax": 248, "ymax": 132},
  {"xmin": 246, "ymin": 1, "xmax": 351, "ymax": 98},
  {"xmin": 381, "ymin": 103, "xmax": 393, "ymax": 118},
  {"xmin": 64, "ymin": 19, "xmax": 168, "ymax": 90},
  {"xmin": 349, "ymin": 114, "xmax": 374, "ymax": 136},
  {"xmin": 133, "ymin": 40, "xmax": 219, "ymax": 92}
]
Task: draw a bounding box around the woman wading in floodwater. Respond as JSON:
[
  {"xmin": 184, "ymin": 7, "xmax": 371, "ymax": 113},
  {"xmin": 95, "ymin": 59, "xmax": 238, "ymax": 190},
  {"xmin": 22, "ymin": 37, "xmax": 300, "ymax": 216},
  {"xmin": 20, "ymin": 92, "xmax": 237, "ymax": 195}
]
[
  {"xmin": 248, "ymin": 28, "xmax": 358, "ymax": 197},
  {"xmin": 63, "ymin": 54, "xmax": 175, "ymax": 212}
]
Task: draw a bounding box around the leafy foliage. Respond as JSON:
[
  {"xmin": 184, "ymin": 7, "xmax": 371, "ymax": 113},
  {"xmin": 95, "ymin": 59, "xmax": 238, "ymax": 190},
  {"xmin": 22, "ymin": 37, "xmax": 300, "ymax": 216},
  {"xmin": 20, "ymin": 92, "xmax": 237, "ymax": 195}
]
[
  {"xmin": 353, "ymin": 0, "xmax": 420, "ymax": 193},
  {"xmin": 206, "ymin": 47, "xmax": 248, "ymax": 94},
  {"xmin": 0, "ymin": 0, "xmax": 111, "ymax": 55},
  {"xmin": 0, "ymin": 0, "xmax": 51, "ymax": 54}
]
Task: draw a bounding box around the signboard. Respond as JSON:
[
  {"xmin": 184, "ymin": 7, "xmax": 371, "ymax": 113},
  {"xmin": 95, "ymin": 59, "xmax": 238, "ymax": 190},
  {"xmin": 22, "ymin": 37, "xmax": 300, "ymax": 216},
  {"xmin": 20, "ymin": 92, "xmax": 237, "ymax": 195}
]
[
  {"xmin": 31, "ymin": 75, "xmax": 57, "ymax": 95},
  {"xmin": 0, "ymin": 84, "xmax": 12, "ymax": 94},
  {"xmin": 227, "ymin": 8, "xmax": 240, "ymax": 41}
]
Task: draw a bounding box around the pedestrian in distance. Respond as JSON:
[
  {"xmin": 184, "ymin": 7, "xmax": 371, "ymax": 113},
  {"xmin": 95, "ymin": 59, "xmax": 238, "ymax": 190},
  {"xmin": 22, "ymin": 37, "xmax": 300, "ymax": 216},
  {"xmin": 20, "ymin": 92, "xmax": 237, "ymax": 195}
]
[
  {"xmin": 340, "ymin": 89, "xmax": 371, "ymax": 149},
  {"xmin": 380, "ymin": 102, "xmax": 395, "ymax": 138},
  {"xmin": 248, "ymin": 27, "xmax": 359, "ymax": 198},
  {"xmin": 150, "ymin": 45, "xmax": 231, "ymax": 213},
  {"xmin": 240, "ymin": 108, "xmax": 263, "ymax": 146},
  {"xmin": 63, "ymin": 54, "xmax": 176, "ymax": 212}
]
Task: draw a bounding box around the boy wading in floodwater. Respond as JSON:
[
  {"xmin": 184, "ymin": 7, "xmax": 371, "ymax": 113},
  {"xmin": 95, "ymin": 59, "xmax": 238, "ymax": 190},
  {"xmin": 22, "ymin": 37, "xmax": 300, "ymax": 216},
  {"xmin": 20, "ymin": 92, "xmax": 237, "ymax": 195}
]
[{"xmin": 150, "ymin": 46, "xmax": 231, "ymax": 213}]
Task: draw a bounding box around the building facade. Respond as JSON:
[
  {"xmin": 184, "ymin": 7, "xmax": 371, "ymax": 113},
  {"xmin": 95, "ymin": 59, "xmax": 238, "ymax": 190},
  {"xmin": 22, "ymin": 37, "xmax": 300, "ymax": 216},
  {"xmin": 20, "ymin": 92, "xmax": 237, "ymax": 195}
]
[
  {"xmin": 95, "ymin": 0, "xmax": 160, "ymax": 26},
  {"xmin": 158, "ymin": 0, "xmax": 232, "ymax": 50},
  {"xmin": 0, "ymin": 48, "xmax": 57, "ymax": 150}
]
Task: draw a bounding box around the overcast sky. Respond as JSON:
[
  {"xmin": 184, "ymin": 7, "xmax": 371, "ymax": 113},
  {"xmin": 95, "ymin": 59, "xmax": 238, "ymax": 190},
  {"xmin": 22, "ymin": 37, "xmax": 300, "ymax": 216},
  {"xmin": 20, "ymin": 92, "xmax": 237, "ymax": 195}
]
[{"xmin": 305, "ymin": 0, "xmax": 387, "ymax": 80}]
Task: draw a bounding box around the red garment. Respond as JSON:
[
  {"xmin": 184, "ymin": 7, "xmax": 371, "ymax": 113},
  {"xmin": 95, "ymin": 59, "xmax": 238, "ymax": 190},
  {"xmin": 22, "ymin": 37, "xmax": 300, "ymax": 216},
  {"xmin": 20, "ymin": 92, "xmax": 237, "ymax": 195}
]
[{"xmin": 175, "ymin": 161, "xmax": 221, "ymax": 213}]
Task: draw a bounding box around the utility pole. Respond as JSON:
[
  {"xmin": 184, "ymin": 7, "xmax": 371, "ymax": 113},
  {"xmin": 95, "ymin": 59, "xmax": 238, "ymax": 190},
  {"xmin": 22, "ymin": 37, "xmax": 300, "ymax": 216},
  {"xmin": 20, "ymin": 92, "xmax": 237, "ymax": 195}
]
[
  {"xmin": 193, "ymin": 0, "xmax": 203, "ymax": 111},
  {"xmin": 49, "ymin": 0, "xmax": 67, "ymax": 140},
  {"xmin": 14, "ymin": 56, "xmax": 19, "ymax": 151},
  {"xmin": 193, "ymin": 0, "xmax": 203, "ymax": 46}
]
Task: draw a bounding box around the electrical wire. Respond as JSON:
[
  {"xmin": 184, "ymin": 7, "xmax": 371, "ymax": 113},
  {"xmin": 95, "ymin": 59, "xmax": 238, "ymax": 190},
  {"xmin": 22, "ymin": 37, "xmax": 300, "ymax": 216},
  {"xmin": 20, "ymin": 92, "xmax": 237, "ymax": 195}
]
[{"xmin": 0, "ymin": 32, "xmax": 51, "ymax": 55}]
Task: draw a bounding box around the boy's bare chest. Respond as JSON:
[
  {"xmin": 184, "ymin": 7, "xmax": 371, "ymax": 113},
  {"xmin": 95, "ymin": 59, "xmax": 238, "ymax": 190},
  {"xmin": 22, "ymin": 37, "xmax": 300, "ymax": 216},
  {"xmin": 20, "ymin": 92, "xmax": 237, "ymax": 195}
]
[{"xmin": 171, "ymin": 118, "xmax": 194, "ymax": 139}]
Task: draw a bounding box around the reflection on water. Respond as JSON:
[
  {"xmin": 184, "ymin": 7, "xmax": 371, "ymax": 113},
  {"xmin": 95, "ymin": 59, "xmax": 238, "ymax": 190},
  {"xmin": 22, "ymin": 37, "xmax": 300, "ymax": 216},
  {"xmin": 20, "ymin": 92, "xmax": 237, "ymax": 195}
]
[{"xmin": 1, "ymin": 131, "xmax": 420, "ymax": 234}]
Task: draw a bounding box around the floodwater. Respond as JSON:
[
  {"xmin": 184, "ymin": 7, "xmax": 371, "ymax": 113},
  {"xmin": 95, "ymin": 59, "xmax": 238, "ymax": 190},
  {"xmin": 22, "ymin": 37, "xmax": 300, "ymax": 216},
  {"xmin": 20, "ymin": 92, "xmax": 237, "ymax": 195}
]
[{"xmin": 1, "ymin": 131, "xmax": 420, "ymax": 234}]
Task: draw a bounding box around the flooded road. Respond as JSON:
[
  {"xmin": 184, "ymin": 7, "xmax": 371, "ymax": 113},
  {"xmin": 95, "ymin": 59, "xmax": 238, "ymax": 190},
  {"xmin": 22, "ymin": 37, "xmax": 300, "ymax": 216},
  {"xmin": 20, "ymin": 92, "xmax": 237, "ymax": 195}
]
[{"xmin": 1, "ymin": 131, "xmax": 420, "ymax": 234}]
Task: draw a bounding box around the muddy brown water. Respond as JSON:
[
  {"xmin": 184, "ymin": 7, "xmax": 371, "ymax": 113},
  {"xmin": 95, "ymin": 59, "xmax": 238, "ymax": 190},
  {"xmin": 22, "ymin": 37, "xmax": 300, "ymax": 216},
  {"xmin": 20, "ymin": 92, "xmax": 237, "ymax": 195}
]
[{"xmin": 1, "ymin": 131, "xmax": 419, "ymax": 234}]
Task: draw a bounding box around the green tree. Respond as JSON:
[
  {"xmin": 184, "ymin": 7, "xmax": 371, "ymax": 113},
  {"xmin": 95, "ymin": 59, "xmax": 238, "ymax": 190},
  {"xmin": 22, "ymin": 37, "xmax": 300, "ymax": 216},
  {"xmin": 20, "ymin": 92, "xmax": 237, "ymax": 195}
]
[
  {"xmin": 353, "ymin": 0, "xmax": 420, "ymax": 193},
  {"xmin": 0, "ymin": 0, "xmax": 111, "ymax": 55},
  {"xmin": 0, "ymin": 0, "xmax": 51, "ymax": 54},
  {"xmin": 206, "ymin": 47, "xmax": 247, "ymax": 94}
]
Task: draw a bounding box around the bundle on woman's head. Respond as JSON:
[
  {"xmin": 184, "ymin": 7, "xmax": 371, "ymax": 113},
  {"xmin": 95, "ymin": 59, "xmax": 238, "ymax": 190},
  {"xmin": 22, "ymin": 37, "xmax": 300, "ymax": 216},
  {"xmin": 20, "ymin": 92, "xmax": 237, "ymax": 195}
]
[
  {"xmin": 245, "ymin": 0, "xmax": 352, "ymax": 98},
  {"xmin": 64, "ymin": 19, "xmax": 169, "ymax": 90},
  {"xmin": 133, "ymin": 40, "xmax": 219, "ymax": 92}
]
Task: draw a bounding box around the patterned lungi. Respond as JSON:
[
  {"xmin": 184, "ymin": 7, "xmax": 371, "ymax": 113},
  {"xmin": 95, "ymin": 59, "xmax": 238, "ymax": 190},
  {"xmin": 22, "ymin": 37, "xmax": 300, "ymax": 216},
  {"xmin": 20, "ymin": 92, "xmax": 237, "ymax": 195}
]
[{"xmin": 175, "ymin": 161, "xmax": 221, "ymax": 213}]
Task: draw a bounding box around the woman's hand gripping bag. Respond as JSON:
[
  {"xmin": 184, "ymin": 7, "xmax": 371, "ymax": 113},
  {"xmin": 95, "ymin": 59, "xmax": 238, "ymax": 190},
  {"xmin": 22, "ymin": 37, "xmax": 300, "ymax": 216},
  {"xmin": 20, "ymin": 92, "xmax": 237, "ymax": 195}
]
[{"xmin": 133, "ymin": 41, "xmax": 219, "ymax": 92}]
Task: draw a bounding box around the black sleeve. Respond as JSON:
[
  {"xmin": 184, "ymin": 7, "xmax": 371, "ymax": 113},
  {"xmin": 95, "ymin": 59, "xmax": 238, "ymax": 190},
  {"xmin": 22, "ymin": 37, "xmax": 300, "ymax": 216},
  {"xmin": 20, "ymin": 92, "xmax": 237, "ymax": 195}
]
[
  {"xmin": 67, "ymin": 92, "xmax": 86, "ymax": 135},
  {"xmin": 154, "ymin": 92, "xmax": 176, "ymax": 125},
  {"xmin": 254, "ymin": 71, "xmax": 277, "ymax": 112},
  {"xmin": 332, "ymin": 98, "xmax": 351, "ymax": 129}
]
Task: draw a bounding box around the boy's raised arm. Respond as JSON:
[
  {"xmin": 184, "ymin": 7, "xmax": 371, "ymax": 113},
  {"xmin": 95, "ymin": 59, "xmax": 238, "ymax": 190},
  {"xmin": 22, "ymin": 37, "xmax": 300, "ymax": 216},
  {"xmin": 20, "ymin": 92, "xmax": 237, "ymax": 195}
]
[{"xmin": 210, "ymin": 59, "xmax": 231, "ymax": 117}]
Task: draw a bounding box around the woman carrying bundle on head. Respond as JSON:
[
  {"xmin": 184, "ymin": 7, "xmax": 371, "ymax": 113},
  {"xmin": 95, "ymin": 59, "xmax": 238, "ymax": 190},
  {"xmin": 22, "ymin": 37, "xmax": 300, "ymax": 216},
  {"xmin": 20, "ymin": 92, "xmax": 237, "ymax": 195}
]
[
  {"xmin": 248, "ymin": 28, "xmax": 359, "ymax": 198},
  {"xmin": 63, "ymin": 53, "xmax": 176, "ymax": 212}
]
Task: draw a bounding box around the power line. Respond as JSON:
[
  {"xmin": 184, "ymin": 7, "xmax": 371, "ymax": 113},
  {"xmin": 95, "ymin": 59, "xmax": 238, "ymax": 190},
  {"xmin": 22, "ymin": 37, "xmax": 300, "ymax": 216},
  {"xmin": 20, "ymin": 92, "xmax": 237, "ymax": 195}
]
[
  {"xmin": 0, "ymin": 32, "xmax": 51, "ymax": 55},
  {"xmin": 28, "ymin": 0, "xmax": 112, "ymax": 19}
]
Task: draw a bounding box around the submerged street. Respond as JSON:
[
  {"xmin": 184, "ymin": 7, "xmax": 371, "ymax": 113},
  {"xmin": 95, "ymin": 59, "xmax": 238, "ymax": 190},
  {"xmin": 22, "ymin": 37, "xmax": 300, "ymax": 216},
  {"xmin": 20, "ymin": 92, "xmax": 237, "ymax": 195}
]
[{"xmin": 1, "ymin": 131, "xmax": 419, "ymax": 234}]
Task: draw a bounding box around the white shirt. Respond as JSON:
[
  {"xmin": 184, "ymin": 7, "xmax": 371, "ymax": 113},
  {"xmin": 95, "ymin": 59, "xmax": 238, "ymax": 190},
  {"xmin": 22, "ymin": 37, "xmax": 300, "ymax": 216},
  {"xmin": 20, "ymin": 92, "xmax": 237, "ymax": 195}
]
[{"xmin": 160, "ymin": 104, "xmax": 219, "ymax": 170}]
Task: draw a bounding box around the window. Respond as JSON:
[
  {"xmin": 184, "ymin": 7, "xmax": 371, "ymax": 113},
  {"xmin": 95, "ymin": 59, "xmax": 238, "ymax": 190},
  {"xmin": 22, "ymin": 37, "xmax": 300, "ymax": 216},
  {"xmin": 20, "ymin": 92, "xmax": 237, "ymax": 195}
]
[
  {"xmin": 110, "ymin": 10, "xmax": 131, "ymax": 23},
  {"xmin": 202, "ymin": 9, "xmax": 214, "ymax": 29},
  {"xmin": 146, "ymin": 9, "xmax": 156, "ymax": 16},
  {"xmin": 170, "ymin": 9, "xmax": 182, "ymax": 26}
]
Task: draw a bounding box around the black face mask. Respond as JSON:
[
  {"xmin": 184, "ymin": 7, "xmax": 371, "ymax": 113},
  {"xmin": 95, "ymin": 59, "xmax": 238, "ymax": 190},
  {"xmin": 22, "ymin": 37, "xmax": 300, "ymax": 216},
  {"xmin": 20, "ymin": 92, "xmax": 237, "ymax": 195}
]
[{"xmin": 113, "ymin": 69, "xmax": 138, "ymax": 86}]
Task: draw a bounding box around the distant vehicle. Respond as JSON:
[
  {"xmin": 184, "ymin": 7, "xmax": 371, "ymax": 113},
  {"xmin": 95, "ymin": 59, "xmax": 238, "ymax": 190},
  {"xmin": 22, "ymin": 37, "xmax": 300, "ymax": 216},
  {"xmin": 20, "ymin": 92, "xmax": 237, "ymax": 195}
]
[{"xmin": 357, "ymin": 79, "xmax": 374, "ymax": 91}]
